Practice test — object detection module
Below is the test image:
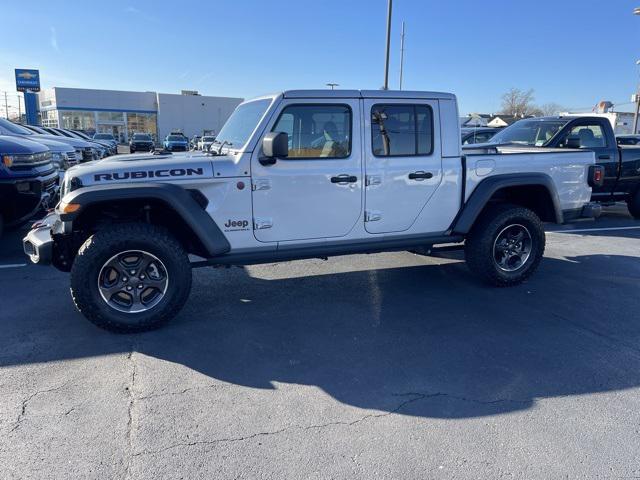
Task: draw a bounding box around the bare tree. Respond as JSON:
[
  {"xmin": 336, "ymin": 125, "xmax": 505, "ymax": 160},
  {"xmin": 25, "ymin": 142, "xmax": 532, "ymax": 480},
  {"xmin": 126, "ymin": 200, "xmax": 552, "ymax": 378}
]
[
  {"xmin": 500, "ymin": 88, "xmax": 537, "ymax": 117},
  {"xmin": 539, "ymin": 102, "xmax": 564, "ymax": 116}
]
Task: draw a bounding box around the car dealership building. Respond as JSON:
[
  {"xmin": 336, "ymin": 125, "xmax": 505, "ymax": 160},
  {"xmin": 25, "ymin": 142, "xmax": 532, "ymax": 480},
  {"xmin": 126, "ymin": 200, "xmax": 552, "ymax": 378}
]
[{"xmin": 36, "ymin": 87, "xmax": 243, "ymax": 143}]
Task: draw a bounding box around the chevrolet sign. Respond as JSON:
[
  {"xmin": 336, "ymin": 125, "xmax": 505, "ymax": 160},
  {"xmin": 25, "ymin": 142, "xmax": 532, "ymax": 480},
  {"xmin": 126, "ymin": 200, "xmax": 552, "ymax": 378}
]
[{"xmin": 15, "ymin": 69, "xmax": 40, "ymax": 92}]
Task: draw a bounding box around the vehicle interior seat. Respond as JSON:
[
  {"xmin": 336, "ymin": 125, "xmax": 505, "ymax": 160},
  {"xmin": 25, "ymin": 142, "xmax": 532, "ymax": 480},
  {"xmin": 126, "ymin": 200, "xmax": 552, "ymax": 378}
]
[
  {"xmin": 578, "ymin": 128, "xmax": 603, "ymax": 148},
  {"xmin": 321, "ymin": 121, "xmax": 339, "ymax": 157}
]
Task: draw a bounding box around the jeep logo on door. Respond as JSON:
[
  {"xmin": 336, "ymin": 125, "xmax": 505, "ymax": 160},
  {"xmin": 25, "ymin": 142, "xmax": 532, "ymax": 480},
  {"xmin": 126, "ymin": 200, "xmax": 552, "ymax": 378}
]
[{"xmin": 224, "ymin": 219, "xmax": 250, "ymax": 232}]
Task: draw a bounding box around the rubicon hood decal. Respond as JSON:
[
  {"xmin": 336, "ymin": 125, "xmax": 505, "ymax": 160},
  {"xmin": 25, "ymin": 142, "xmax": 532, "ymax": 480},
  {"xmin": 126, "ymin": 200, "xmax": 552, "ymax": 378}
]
[
  {"xmin": 67, "ymin": 154, "xmax": 215, "ymax": 186},
  {"xmin": 94, "ymin": 167, "xmax": 204, "ymax": 181}
]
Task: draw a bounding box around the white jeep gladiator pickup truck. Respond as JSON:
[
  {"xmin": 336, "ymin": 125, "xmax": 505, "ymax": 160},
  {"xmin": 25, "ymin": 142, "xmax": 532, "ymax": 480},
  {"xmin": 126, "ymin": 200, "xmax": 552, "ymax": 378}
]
[{"xmin": 23, "ymin": 90, "xmax": 602, "ymax": 332}]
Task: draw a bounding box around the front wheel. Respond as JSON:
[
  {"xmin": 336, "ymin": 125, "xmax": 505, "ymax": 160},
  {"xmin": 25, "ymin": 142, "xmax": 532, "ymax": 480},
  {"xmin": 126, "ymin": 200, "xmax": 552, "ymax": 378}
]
[
  {"xmin": 627, "ymin": 189, "xmax": 640, "ymax": 219},
  {"xmin": 465, "ymin": 204, "xmax": 545, "ymax": 287},
  {"xmin": 70, "ymin": 223, "xmax": 192, "ymax": 332}
]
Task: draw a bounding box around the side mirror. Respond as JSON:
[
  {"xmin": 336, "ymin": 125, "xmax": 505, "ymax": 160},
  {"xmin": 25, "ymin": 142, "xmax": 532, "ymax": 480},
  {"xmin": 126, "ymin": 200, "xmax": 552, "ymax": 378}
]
[
  {"xmin": 261, "ymin": 132, "xmax": 288, "ymax": 164},
  {"xmin": 564, "ymin": 136, "xmax": 581, "ymax": 149}
]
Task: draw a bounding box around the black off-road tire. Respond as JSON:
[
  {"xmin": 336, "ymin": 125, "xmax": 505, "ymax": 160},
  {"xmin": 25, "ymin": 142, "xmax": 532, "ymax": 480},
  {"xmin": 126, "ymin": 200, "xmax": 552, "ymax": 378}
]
[
  {"xmin": 465, "ymin": 204, "xmax": 545, "ymax": 287},
  {"xmin": 70, "ymin": 223, "xmax": 192, "ymax": 333},
  {"xmin": 627, "ymin": 189, "xmax": 640, "ymax": 219}
]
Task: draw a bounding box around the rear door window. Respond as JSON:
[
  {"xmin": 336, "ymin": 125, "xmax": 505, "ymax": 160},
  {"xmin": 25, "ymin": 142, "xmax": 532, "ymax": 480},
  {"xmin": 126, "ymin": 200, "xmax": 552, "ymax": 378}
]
[{"xmin": 371, "ymin": 104, "xmax": 433, "ymax": 156}]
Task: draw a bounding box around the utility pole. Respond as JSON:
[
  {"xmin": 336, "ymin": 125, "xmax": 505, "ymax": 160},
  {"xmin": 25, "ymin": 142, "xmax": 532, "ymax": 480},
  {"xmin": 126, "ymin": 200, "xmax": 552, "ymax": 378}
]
[
  {"xmin": 399, "ymin": 21, "xmax": 406, "ymax": 90},
  {"xmin": 383, "ymin": 0, "xmax": 393, "ymax": 90},
  {"xmin": 634, "ymin": 8, "xmax": 640, "ymax": 133}
]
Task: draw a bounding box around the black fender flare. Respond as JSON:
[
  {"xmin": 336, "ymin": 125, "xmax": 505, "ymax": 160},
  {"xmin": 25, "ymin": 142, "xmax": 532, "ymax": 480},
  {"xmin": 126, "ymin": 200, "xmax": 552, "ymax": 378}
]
[
  {"xmin": 451, "ymin": 173, "xmax": 563, "ymax": 234},
  {"xmin": 59, "ymin": 183, "xmax": 230, "ymax": 256}
]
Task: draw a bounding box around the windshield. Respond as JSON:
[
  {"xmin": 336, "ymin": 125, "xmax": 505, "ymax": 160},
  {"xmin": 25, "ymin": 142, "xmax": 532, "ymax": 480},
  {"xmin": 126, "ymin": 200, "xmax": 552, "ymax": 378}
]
[
  {"xmin": 202, "ymin": 136, "xmax": 215, "ymax": 141},
  {"xmin": 94, "ymin": 133, "xmax": 114, "ymax": 140},
  {"xmin": 167, "ymin": 135, "xmax": 185, "ymax": 141},
  {"xmin": 215, "ymin": 98, "xmax": 272, "ymax": 149},
  {"xmin": 72, "ymin": 130, "xmax": 90, "ymax": 139},
  {"xmin": 0, "ymin": 118, "xmax": 33, "ymax": 135},
  {"xmin": 490, "ymin": 120, "xmax": 568, "ymax": 146},
  {"xmin": 133, "ymin": 134, "xmax": 151, "ymax": 140}
]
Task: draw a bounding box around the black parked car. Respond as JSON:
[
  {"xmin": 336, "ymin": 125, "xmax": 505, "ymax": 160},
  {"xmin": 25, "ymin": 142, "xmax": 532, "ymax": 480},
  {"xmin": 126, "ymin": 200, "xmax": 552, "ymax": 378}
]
[
  {"xmin": 616, "ymin": 134, "xmax": 640, "ymax": 146},
  {"xmin": 461, "ymin": 127, "xmax": 502, "ymax": 145},
  {"xmin": 129, "ymin": 133, "xmax": 155, "ymax": 153}
]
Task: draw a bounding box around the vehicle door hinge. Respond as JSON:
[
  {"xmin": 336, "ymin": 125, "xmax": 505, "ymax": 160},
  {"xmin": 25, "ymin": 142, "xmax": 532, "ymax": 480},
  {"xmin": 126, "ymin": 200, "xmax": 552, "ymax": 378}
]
[
  {"xmin": 365, "ymin": 175, "xmax": 382, "ymax": 187},
  {"xmin": 364, "ymin": 210, "xmax": 382, "ymax": 222},
  {"xmin": 253, "ymin": 217, "xmax": 273, "ymax": 230},
  {"xmin": 252, "ymin": 179, "xmax": 271, "ymax": 191}
]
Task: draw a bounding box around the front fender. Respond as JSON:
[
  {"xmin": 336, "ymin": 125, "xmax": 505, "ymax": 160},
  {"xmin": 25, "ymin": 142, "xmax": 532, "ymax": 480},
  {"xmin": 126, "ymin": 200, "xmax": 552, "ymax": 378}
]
[{"xmin": 59, "ymin": 182, "xmax": 230, "ymax": 256}]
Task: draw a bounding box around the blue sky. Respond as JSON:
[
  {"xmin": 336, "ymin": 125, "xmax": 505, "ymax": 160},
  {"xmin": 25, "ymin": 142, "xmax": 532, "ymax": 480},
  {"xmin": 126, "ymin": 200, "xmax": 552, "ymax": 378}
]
[{"xmin": 1, "ymin": 0, "xmax": 639, "ymax": 114}]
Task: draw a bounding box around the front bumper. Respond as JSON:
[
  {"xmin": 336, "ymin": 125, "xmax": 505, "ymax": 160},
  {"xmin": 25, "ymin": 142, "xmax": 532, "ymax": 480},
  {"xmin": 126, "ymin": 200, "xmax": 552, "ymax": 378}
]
[
  {"xmin": 23, "ymin": 211, "xmax": 59, "ymax": 265},
  {"xmin": 23, "ymin": 224, "xmax": 54, "ymax": 264},
  {"xmin": 0, "ymin": 170, "xmax": 59, "ymax": 226}
]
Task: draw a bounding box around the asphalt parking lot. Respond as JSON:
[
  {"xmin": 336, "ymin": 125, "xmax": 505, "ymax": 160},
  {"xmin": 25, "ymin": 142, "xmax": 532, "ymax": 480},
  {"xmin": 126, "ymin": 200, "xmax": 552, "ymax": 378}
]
[{"xmin": 1, "ymin": 205, "xmax": 639, "ymax": 479}]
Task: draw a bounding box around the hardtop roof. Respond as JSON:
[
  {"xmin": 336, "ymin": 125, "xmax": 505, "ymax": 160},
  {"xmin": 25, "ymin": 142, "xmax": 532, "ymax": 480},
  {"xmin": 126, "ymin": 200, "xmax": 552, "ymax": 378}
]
[{"xmin": 282, "ymin": 89, "xmax": 456, "ymax": 100}]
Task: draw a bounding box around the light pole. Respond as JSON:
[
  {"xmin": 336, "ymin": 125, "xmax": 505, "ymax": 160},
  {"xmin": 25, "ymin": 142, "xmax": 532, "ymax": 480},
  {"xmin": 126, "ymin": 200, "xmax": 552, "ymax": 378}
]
[
  {"xmin": 399, "ymin": 21, "xmax": 405, "ymax": 90},
  {"xmin": 635, "ymin": 8, "xmax": 640, "ymax": 133},
  {"xmin": 634, "ymin": 60, "xmax": 640, "ymax": 134},
  {"xmin": 383, "ymin": 0, "xmax": 393, "ymax": 90},
  {"xmin": 326, "ymin": 83, "xmax": 339, "ymax": 90}
]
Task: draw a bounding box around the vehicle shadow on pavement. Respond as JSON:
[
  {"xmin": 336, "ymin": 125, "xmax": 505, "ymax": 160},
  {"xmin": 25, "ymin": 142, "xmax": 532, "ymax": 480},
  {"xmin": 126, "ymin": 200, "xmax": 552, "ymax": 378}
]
[{"xmin": 1, "ymin": 253, "xmax": 639, "ymax": 419}]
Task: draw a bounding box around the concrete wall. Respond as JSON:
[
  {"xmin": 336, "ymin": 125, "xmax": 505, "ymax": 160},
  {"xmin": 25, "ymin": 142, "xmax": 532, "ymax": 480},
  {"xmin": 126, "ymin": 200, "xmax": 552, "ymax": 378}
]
[
  {"xmin": 156, "ymin": 93, "xmax": 243, "ymax": 140},
  {"xmin": 50, "ymin": 87, "xmax": 157, "ymax": 112}
]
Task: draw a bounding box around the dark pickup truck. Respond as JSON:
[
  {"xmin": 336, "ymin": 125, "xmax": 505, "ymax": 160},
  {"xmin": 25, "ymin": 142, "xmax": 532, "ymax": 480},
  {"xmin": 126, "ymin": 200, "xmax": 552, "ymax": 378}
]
[
  {"xmin": 489, "ymin": 116, "xmax": 640, "ymax": 218},
  {"xmin": 0, "ymin": 136, "xmax": 58, "ymax": 237}
]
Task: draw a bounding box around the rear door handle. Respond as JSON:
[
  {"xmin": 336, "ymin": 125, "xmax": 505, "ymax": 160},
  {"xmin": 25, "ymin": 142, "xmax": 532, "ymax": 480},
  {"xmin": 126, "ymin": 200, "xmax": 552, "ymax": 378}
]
[
  {"xmin": 330, "ymin": 174, "xmax": 358, "ymax": 184},
  {"xmin": 598, "ymin": 155, "xmax": 611, "ymax": 160},
  {"xmin": 408, "ymin": 171, "xmax": 434, "ymax": 180}
]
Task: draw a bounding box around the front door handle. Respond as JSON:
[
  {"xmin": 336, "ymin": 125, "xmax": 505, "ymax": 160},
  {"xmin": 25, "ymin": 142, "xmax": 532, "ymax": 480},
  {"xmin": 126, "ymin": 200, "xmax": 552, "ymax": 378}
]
[
  {"xmin": 408, "ymin": 171, "xmax": 434, "ymax": 180},
  {"xmin": 598, "ymin": 155, "xmax": 611, "ymax": 160},
  {"xmin": 330, "ymin": 174, "xmax": 358, "ymax": 184}
]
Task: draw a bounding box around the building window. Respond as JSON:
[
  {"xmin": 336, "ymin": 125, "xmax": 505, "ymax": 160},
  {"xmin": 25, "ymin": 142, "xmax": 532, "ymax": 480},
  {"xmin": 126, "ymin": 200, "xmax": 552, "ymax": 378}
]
[
  {"xmin": 60, "ymin": 110, "xmax": 95, "ymax": 131},
  {"xmin": 272, "ymin": 104, "xmax": 351, "ymax": 159},
  {"xmin": 41, "ymin": 109, "xmax": 60, "ymax": 128},
  {"xmin": 371, "ymin": 104, "xmax": 433, "ymax": 157},
  {"xmin": 97, "ymin": 111, "xmax": 124, "ymax": 122},
  {"xmin": 126, "ymin": 113, "xmax": 158, "ymax": 141}
]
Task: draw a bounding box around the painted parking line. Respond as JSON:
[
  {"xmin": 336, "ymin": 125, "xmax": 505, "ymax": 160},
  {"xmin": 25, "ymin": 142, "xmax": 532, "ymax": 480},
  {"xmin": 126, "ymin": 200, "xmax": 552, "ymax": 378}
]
[
  {"xmin": 549, "ymin": 226, "xmax": 640, "ymax": 234},
  {"xmin": 0, "ymin": 263, "xmax": 27, "ymax": 269}
]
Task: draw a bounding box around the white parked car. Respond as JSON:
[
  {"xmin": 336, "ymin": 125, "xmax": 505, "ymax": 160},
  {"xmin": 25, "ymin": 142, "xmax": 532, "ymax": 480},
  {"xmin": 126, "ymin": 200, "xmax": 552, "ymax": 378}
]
[{"xmin": 197, "ymin": 135, "xmax": 216, "ymax": 151}]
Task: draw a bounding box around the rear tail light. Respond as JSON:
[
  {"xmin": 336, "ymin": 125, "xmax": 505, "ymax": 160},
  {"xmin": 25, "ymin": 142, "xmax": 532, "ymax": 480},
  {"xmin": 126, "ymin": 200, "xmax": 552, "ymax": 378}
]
[{"xmin": 588, "ymin": 165, "xmax": 605, "ymax": 187}]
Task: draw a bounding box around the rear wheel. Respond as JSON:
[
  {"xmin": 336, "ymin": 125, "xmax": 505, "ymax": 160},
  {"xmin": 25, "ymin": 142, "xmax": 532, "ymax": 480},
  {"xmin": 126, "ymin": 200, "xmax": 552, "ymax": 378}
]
[
  {"xmin": 465, "ymin": 204, "xmax": 545, "ymax": 286},
  {"xmin": 627, "ymin": 189, "xmax": 640, "ymax": 219},
  {"xmin": 70, "ymin": 223, "xmax": 192, "ymax": 333}
]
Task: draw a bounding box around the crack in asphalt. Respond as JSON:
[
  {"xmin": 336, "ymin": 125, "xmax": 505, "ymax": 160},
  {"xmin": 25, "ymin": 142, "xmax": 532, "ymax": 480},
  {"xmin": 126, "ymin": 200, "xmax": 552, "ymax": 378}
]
[
  {"xmin": 123, "ymin": 350, "xmax": 138, "ymax": 480},
  {"xmin": 130, "ymin": 391, "xmax": 529, "ymax": 458},
  {"xmin": 136, "ymin": 383, "xmax": 234, "ymax": 401},
  {"xmin": 9, "ymin": 382, "xmax": 70, "ymax": 433}
]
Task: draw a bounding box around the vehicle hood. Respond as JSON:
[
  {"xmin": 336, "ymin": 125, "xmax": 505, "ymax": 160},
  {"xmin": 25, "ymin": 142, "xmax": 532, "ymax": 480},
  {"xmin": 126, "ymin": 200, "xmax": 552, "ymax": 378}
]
[
  {"xmin": 19, "ymin": 136, "xmax": 74, "ymax": 153},
  {"xmin": 64, "ymin": 151, "xmax": 217, "ymax": 188},
  {"xmin": 0, "ymin": 135, "xmax": 50, "ymax": 155},
  {"xmin": 28, "ymin": 133, "xmax": 92, "ymax": 149}
]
